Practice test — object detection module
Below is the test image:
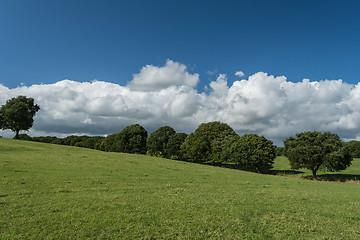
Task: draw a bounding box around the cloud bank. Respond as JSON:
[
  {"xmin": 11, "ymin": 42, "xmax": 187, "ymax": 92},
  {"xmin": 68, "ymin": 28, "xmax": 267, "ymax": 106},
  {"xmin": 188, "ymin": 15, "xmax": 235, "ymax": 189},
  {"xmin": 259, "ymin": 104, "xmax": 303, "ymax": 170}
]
[{"xmin": 1, "ymin": 60, "xmax": 359, "ymax": 145}]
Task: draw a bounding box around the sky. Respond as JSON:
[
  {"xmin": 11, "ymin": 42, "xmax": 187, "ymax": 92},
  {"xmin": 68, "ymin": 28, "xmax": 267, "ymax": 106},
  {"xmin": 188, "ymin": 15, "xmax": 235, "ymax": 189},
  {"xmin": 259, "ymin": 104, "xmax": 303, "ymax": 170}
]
[{"xmin": 1, "ymin": 0, "xmax": 360, "ymax": 145}]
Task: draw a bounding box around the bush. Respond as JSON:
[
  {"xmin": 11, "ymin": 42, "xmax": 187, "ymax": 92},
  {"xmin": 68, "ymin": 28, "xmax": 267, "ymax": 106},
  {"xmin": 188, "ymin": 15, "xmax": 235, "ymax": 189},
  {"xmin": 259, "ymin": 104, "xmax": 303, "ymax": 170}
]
[{"xmin": 17, "ymin": 134, "xmax": 32, "ymax": 141}]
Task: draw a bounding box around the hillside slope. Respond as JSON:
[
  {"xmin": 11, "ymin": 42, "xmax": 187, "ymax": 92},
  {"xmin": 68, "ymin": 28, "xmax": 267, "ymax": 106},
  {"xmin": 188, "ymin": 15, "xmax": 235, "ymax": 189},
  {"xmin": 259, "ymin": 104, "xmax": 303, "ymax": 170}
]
[{"xmin": 0, "ymin": 138, "xmax": 359, "ymax": 239}]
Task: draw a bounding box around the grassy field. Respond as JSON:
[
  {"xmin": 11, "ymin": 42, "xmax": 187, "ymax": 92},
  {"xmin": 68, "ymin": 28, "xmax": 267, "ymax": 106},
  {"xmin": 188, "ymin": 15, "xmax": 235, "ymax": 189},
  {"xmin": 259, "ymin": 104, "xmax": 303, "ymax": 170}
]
[{"xmin": 0, "ymin": 138, "xmax": 359, "ymax": 239}]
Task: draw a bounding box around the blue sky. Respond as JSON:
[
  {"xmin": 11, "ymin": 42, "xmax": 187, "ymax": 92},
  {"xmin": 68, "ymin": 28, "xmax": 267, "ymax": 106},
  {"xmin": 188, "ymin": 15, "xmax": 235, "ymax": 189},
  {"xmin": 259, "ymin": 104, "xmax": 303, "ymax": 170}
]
[
  {"xmin": 1, "ymin": 0, "xmax": 359, "ymax": 89},
  {"xmin": 1, "ymin": 0, "xmax": 360, "ymax": 144}
]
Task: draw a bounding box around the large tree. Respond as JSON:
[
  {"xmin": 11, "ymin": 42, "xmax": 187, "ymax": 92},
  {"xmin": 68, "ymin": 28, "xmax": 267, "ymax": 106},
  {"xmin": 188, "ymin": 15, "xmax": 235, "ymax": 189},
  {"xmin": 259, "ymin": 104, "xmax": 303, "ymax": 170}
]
[
  {"xmin": 284, "ymin": 131, "xmax": 352, "ymax": 178},
  {"xmin": 0, "ymin": 96, "xmax": 40, "ymax": 139},
  {"xmin": 165, "ymin": 132, "xmax": 188, "ymax": 160},
  {"xmin": 223, "ymin": 134, "xmax": 276, "ymax": 173},
  {"xmin": 147, "ymin": 126, "xmax": 176, "ymax": 157},
  {"xmin": 113, "ymin": 124, "xmax": 148, "ymax": 154},
  {"xmin": 181, "ymin": 121, "xmax": 236, "ymax": 163}
]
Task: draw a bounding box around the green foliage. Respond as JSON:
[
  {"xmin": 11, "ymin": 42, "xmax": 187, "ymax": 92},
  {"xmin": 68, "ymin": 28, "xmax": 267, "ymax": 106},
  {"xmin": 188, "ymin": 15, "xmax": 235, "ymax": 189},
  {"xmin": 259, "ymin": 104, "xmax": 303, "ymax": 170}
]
[
  {"xmin": 32, "ymin": 136, "xmax": 60, "ymax": 144},
  {"xmin": 101, "ymin": 124, "xmax": 148, "ymax": 154},
  {"xmin": 275, "ymin": 146, "xmax": 285, "ymax": 156},
  {"xmin": 343, "ymin": 140, "xmax": 360, "ymax": 158},
  {"xmin": 147, "ymin": 126, "xmax": 176, "ymax": 157},
  {"xmin": 50, "ymin": 138, "xmax": 64, "ymax": 145},
  {"xmin": 62, "ymin": 135, "xmax": 89, "ymax": 146},
  {"xmin": 165, "ymin": 132, "xmax": 188, "ymax": 160},
  {"xmin": 181, "ymin": 121, "xmax": 236, "ymax": 162},
  {"xmin": 0, "ymin": 96, "xmax": 40, "ymax": 138},
  {"xmin": 284, "ymin": 131, "xmax": 353, "ymax": 177},
  {"xmin": 96, "ymin": 133, "xmax": 117, "ymax": 152},
  {"xmin": 74, "ymin": 136, "xmax": 105, "ymax": 149},
  {"xmin": 210, "ymin": 132, "xmax": 240, "ymax": 165},
  {"xmin": 224, "ymin": 134, "xmax": 276, "ymax": 173},
  {"xmin": 17, "ymin": 133, "xmax": 33, "ymax": 141}
]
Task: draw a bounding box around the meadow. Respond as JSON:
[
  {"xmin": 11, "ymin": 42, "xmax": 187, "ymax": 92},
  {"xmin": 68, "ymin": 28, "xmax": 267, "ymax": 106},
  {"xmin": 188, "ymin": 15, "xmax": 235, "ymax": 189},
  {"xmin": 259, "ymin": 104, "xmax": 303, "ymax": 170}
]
[{"xmin": 0, "ymin": 138, "xmax": 359, "ymax": 239}]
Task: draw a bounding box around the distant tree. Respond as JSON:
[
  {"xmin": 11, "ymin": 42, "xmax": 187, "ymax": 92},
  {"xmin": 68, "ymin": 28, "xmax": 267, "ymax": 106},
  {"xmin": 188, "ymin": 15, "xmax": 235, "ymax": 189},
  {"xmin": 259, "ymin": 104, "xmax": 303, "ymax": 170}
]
[
  {"xmin": 68, "ymin": 135, "xmax": 90, "ymax": 146},
  {"xmin": 275, "ymin": 147, "xmax": 285, "ymax": 156},
  {"xmin": 75, "ymin": 136, "xmax": 104, "ymax": 149},
  {"xmin": 0, "ymin": 96, "xmax": 40, "ymax": 139},
  {"xmin": 112, "ymin": 124, "xmax": 148, "ymax": 154},
  {"xmin": 32, "ymin": 136, "xmax": 59, "ymax": 143},
  {"xmin": 284, "ymin": 131, "xmax": 352, "ymax": 178},
  {"xmin": 94, "ymin": 137, "xmax": 106, "ymax": 151},
  {"xmin": 181, "ymin": 121, "xmax": 236, "ymax": 163},
  {"xmin": 50, "ymin": 138, "xmax": 64, "ymax": 145},
  {"xmin": 224, "ymin": 134, "xmax": 276, "ymax": 173},
  {"xmin": 96, "ymin": 134, "xmax": 118, "ymax": 152},
  {"xmin": 343, "ymin": 140, "xmax": 360, "ymax": 158},
  {"xmin": 165, "ymin": 132, "xmax": 188, "ymax": 160},
  {"xmin": 17, "ymin": 133, "xmax": 32, "ymax": 141},
  {"xmin": 147, "ymin": 126, "xmax": 176, "ymax": 157}
]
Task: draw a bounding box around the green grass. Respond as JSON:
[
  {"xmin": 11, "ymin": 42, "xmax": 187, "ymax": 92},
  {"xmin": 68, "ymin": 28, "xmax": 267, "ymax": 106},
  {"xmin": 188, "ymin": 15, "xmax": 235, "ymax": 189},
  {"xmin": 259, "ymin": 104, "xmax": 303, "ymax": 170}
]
[{"xmin": 1, "ymin": 138, "xmax": 359, "ymax": 239}]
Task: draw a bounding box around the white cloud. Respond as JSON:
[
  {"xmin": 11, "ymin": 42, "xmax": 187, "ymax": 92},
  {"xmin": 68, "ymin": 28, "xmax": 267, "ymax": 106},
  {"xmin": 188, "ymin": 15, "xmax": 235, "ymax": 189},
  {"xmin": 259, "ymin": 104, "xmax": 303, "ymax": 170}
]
[
  {"xmin": 1, "ymin": 60, "xmax": 360, "ymax": 145},
  {"xmin": 128, "ymin": 59, "xmax": 199, "ymax": 91},
  {"xmin": 235, "ymin": 71, "xmax": 245, "ymax": 78}
]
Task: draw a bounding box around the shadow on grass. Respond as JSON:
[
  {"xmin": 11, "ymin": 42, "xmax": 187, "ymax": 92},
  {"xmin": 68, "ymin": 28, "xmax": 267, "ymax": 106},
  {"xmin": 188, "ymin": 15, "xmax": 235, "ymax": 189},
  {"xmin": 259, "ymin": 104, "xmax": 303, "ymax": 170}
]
[
  {"xmin": 305, "ymin": 174, "xmax": 360, "ymax": 182},
  {"xmin": 174, "ymin": 159, "xmax": 359, "ymax": 182},
  {"xmin": 203, "ymin": 162, "xmax": 274, "ymax": 173},
  {"xmin": 268, "ymin": 169, "xmax": 305, "ymax": 175}
]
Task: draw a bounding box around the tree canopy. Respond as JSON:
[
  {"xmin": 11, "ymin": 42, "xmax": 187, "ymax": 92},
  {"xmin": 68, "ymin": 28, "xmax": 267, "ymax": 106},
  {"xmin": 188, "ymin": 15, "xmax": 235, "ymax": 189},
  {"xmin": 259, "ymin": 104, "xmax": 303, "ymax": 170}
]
[
  {"xmin": 111, "ymin": 124, "xmax": 148, "ymax": 154},
  {"xmin": 284, "ymin": 131, "xmax": 352, "ymax": 177},
  {"xmin": 181, "ymin": 121, "xmax": 236, "ymax": 163},
  {"xmin": 165, "ymin": 132, "xmax": 187, "ymax": 160},
  {"xmin": 0, "ymin": 96, "xmax": 40, "ymax": 139},
  {"xmin": 343, "ymin": 140, "xmax": 360, "ymax": 158},
  {"xmin": 147, "ymin": 126, "xmax": 176, "ymax": 157},
  {"xmin": 223, "ymin": 134, "xmax": 276, "ymax": 173}
]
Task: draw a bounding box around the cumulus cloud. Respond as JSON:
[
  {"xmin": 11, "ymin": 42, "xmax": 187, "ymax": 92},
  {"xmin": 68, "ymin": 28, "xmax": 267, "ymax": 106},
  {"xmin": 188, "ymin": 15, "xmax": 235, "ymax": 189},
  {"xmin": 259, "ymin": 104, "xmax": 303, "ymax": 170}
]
[
  {"xmin": 1, "ymin": 60, "xmax": 360, "ymax": 145},
  {"xmin": 128, "ymin": 59, "xmax": 199, "ymax": 91},
  {"xmin": 235, "ymin": 71, "xmax": 245, "ymax": 77}
]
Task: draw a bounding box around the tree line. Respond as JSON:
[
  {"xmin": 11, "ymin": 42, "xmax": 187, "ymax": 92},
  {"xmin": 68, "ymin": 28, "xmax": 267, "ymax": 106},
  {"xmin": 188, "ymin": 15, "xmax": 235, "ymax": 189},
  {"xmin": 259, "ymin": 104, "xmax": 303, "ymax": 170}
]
[
  {"xmin": 16, "ymin": 121, "xmax": 355, "ymax": 178},
  {"xmin": 1, "ymin": 96, "xmax": 356, "ymax": 178}
]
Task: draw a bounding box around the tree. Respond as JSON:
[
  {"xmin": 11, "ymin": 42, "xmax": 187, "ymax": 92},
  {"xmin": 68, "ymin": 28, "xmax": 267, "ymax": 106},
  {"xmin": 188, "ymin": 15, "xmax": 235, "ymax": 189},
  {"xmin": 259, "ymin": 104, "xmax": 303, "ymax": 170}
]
[
  {"xmin": 74, "ymin": 136, "xmax": 104, "ymax": 149},
  {"xmin": 181, "ymin": 121, "xmax": 236, "ymax": 163},
  {"xmin": 17, "ymin": 133, "xmax": 32, "ymax": 141},
  {"xmin": 147, "ymin": 126, "xmax": 176, "ymax": 157},
  {"xmin": 343, "ymin": 140, "xmax": 360, "ymax": 158},
  {"xmin": 165, "ymin": 132, "xmax": 188, "ymax": 160},
  {"xmin": 113, "ymin": 124, "xmax": 148, "ymax": 154},
  {"xmin": 0, "ymin": 96, "xmax": 40, "ymax": 139},
  {"xmin": 284, "ymin": 131, "xmax": 352, "ymax": 178},
  {"xmin": 224, "ymin": 134, "xmax": 276, "ymax": 173}
]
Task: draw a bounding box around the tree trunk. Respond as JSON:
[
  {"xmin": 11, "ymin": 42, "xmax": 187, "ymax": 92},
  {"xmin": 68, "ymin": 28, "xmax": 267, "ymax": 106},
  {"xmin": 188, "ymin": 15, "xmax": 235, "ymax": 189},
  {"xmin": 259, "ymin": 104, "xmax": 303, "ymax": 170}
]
[
  {"xmin": 312, "ymin": 164, "xmax": 321, "ymax": 179},
  {"xmin": 312, "ymin": 169, "xmax": 317, "ymax": 178},
  {"xmin": 14, "ymin": 130, "xmax": 19, "ymax": 139}
]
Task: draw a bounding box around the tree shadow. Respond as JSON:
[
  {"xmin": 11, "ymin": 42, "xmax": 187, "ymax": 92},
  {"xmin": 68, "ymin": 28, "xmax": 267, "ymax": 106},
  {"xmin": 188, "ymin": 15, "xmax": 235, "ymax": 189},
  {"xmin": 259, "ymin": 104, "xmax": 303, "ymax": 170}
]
[
  {"xmin": 268, "ymin": 169, "xmax": 305, "ymax": 175},
  {"xmin": 305, "ymin": 174, "xmax": 360, "ymax": 182}
]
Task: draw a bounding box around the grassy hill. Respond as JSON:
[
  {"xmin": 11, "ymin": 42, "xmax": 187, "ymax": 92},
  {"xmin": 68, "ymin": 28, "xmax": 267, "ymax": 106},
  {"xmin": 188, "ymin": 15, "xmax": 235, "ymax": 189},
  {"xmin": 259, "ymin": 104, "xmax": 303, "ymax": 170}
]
[{"xmin": 0, "ymin": 138, "xmax": 359, "ymax": 239}]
